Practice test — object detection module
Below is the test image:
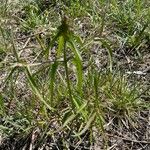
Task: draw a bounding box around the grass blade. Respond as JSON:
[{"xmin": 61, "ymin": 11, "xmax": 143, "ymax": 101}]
[
  {"xmin": 57, "ymin": 35, "xmax": 64, "ymax": 57},
  {"xmin": 63, "ymin": 102, "xmax": 87, "ymax": 128},
  {"xmin": 69, "ymin": 39, "xmax": 83, "ymax": 95},
  {"xmin": 73, "ymin": 58, "xmax": 83, "ymax": 95},
  {"xmin": 73, "ymin": 112, "xmax": 96, "ymax": 137},
  {"xmin": 0, "ymin": 94, "xmax": 5, "ymax": 115},
  {"xmin": 68, "ymin": 39, "xmax": 82, "ymax": 61},
  {"xmin": 49, "ymin": 61, "xmax": 58, "ymax": 105},
  {"xmin": 25, "ymin": 66, "xmax": 55, "ymax": 111}
]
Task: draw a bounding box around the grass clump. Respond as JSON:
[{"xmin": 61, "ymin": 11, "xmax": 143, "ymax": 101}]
[{"xmin": 0, "ymin": 0, "xmax": 149, "ymax": 149}]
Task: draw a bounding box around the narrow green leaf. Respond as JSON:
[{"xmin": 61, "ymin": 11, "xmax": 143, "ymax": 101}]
[
  {"xmin": 63, "ymin": 113, "xmax": 76, "ymax": 128},
  {"xmin": 49, "ymin": 61, "xmax": 58, "ymax": 105},
  {"xmin": 73, "ymin": 97, "xmax": 88, "ymax": 120},
  {"xmin": 94, "ymin": 72, "xmax": 99, "ymax": 107},
  {"xmin": 10, "ymin": 30, "xmax": 19, "ymax": 62},
  {"xmin": 97, "ymin": 114, "xmax": 105, "ymax": 132},
  {"xmin": 73, "ymin": 34, "xmax": 83, "ymax": 46},
  {"xmin": 73, "ymin": 112, "xmax": 96, "ymax": 137},
  {"xmin": 57, "ymin": 35, "xmax": 64, "ymax": 57},
  {"xmin": 63, "ymin": 102, "xmax": 87, "ymax": 128},
  {"xmin": 73, "ymin": 58, "xmax": 83, "ymax": 95},
  {"xmin": 72, "ymin": 97, "xmax": 82, "ymax": 109},
  {"xmin": 68, "ymin": 39, "xmax": 82, "ymax": 61},
  {"xmin": 36, "ymin": 34, "xmax": 46, "ymax": 52},
  {"xmin": 0, "ymin": 94, "xmax": 5, "ymax": 115},
  {"xmin": 62, "ymin": 109, "xmax": 72, "ymax": 124},
  {"xmin": 25, "ymin": 67, "xmax": 55, "ymax": 111},
  {"xmin": 68, "ymin": 39, "xmax": 83, "ymax": 95}
]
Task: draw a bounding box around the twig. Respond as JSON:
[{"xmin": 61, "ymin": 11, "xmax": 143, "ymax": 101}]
[
  {"xmin": 16, "ymin": 31, "xmax": 46, "ymax": 40},
  {"xmin": 107, "ymin": 133, "xmax": 150, "ymax": 144}
]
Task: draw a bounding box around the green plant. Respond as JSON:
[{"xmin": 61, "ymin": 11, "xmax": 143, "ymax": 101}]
[
  {"xmin": 109, "ymin": 0, "xmax": 150, "ymax": 55},
  {"xmin": 0, "ymin": 1, "xmax": 149, "ymax": 149}
]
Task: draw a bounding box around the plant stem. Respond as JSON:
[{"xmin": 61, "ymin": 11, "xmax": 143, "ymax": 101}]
[{"xmin": 63, "ymin": 40, "xmax": 74, "ymax": 108}]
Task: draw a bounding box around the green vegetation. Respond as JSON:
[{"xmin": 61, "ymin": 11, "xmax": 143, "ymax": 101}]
[{"xmin": 0, "ymin": 0, "xmax": 149, "ymax": 149}]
